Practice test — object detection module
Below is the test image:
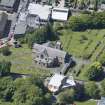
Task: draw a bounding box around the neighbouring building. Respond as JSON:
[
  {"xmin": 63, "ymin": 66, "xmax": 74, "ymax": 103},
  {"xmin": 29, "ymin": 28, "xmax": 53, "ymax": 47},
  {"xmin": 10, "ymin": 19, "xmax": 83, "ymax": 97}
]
[
  {"xmin": 0, "ymin": 0, "xmax": 20, "ymax": 12},
  {"xmin": 14, "ymin": 3, "xmax": 70, "ymax": 35},
  {"xmin": 32, "ymin": 43, "xmax": 71, "ymax": 68},
  {"xmin": 0, "ymin": 11, "xmax": 8, "ymax": 38},
  {"xmin": 28, "ymin": 3, "xmax": 52, "ymax": 25},
  {"xmin": 48, "ymin": 74, "xmax": 76, "ymax": 93},
  {"xmin": 97, "ymin": 97, "xmax": 105, "ymax": 105},
  {"xmin": 52, "ymin": 7, "xmax": 69, "ymax": 21}
]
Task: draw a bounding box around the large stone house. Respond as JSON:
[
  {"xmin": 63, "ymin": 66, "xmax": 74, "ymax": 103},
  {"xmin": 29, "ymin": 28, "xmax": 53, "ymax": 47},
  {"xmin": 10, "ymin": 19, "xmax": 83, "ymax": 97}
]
[{"xmin": 32, "ymin": 43, "xmax": 71, "ymax": 68}]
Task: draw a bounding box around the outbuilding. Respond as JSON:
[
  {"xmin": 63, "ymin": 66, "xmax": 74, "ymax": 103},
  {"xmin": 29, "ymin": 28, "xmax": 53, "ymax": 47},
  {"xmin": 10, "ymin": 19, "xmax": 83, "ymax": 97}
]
[{"xmin": 52, "ymin": 7, "xmax": 69, "ymax": 21}]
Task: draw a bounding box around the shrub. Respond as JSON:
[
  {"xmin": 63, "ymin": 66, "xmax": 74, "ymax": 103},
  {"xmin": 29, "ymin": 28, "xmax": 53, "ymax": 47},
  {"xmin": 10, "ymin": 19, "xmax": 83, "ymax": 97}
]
[
  {"xmin": 58, "ymin": 89, "xmax": 75, "ymax": 104},
  {"xmin": 84, "ymin": 82, "xmax": 100, "ymax": 99},
  {"xmin": 0, "ymin": 60, "xmax": 11, "ymax": 76},
  {"xmin": 2, "ymin": 46, "xmax": 11, "ymax": 56},
  {"xmin": 86, "ymin": 62, "xmax": 103, "ymax": 80}
]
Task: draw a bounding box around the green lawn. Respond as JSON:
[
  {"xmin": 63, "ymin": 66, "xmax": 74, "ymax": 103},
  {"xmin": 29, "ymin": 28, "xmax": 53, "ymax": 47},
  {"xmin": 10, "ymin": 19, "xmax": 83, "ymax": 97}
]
[
  {"xmin": 0, "ymin": 44, "xmax": 51, "ymax": 76},
  {"xmin": 60, "ymin": 29, "xmax": 105, "ymax": 80},
  {"xmin": 75, "ymin": 100, "xmax": 97, "ymax": 105},
  {"xmin": 60, "ymin": 29, "xmax": 105, "ymax": 59}
]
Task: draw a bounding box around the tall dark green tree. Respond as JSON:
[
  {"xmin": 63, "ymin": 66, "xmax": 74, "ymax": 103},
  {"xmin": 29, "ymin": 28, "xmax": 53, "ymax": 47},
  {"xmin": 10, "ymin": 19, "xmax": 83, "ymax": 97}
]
[
  {"xmin": 26, "ymin": 23, "xmax": 56, "ymax": 48},
  {"xmin": 0, "ymin": 60, "xmax": 11, "ymax": 76},
  {"xmin": 86, "ymin": 62, "xmax": 103, "ymax": 80},
  {"xmin": 84, "ymin": 82, "xmax": 100, "ymax": 99},
  {"xmin": 58, "ymin": 89, "xmax": 75, "ymax": 104}
]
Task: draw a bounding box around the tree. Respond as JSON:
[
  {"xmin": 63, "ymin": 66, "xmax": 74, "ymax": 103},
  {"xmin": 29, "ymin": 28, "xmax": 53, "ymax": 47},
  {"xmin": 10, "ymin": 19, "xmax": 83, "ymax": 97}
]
[
  {"xmin": 58, "ymin": 89, "xmax": 75, "ymax": 104},
  {"xmin": 2, "ymin": 46, "xmax": 11, "ymax": 56},
  {"xmin": 68, "ymin": 12, "xmax": 105, "ymax": 31},
  {"xmin": 26, "ymin": 23, "xmax": 56, "ymax": 48},
  {"xmin": 69, "ymin": 14, "xmax": 90, "ymax": 31},
  {"xmin": 84, "ymin": 82, "xmax": 100, "ymax": 99},
  {"xmin": 93, "ymin": 0, "xmax": 99, "ymax": 11},
  {"xmin": 0, "ymin": 60, "xmax": 11, "ymax": 76},
  {"xmin": 86, "ymin": 62, "xmax": 103, "ymax": 80},
  {"xmin": 13, "ymin": 75, "xmax": 52, "ymax": 105},
  {"xmin": 74, "ymin": 84, "xmax": 85, "ymax": 101},
  {"xmin": 44, "ymin": 93, "xmax": 52, "ymax": 105},
  {"xmin": 26, "ymin": 27, "xmax": 47, "ymax": 48},
  {"xmin": 13, "ymin": 84, "xmax": 43, "ymax": 105},
  {"xmin": 0, "ymin": 76, "xmax": 14, "ymax": 101}
]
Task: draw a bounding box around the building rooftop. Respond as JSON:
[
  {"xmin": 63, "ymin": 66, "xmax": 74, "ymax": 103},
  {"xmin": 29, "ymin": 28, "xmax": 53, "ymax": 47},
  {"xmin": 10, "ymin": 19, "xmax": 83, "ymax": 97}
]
[
  {"xmin": 28, "ymin": 3, "xmax": 52, "ymax": 20},
  {"xmin": 33, "ymin": 43, "xmax": 67, "ymax": 59},
  {"xmin": 52, "ymin": 7, "xmax": 69, "ymax": 21},
  {"xmin": 0, "ymin": 0, "xmax": 16, "ymax": 7},
  {"xmin": 48, "ymin": 74, "xmax": 75, "ymax": 92}
]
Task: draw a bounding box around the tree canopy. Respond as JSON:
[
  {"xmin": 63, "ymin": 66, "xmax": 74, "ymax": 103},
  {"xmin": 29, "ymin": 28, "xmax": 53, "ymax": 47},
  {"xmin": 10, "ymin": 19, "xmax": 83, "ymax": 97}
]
[
  {"xmin": 0, "ymin": 60, "xmax": 11, "ymax": 76},
  {"xmin": 58, "ymin": 89, "xmax": 75, "ymax": 104},
  {"xmin": 84, "ymin": 82, "xmax": 100, "ymax": 99},
  {"xmin": 86, "ymin": 62, "xmax": 103, "ymax": 80},
  {"xmin": 69, "ymin": 12, "xmax": 105, "ymax": 31},
  {"xmin": 26, "ymin": 23, "xmax": 57, "ymax": 48}
]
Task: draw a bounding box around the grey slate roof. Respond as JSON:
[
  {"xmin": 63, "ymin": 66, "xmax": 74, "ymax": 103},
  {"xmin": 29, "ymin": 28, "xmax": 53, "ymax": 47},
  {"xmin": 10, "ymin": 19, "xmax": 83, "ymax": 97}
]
[{"xmin": 33, "ymin": 43, "xmax": 67, "ymax": 59}]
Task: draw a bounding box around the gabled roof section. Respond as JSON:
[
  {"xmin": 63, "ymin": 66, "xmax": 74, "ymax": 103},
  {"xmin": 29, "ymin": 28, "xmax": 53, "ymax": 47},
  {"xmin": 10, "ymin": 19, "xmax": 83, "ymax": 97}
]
[{"xmin": 33, "ymin": 43, "xmax": 67, "ymax": 59}]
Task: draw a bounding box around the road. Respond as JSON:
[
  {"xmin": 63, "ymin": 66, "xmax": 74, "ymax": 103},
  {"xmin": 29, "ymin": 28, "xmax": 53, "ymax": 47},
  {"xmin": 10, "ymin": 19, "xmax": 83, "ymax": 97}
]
[{"xmin": 8, "ymin": 0, "xmax": 29, "ymax": 35}]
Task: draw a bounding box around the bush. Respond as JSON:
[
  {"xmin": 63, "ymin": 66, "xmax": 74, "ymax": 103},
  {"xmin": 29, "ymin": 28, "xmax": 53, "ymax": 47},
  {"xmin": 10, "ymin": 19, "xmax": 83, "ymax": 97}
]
[
  {"xmin": 2, "ymin": 46, "xmax": 11, "ymax": 56},
  {"xmin": 0, "ymin": 60, "xmax": 11, "ymax": 76},
  {"xmin": 86, "ymin": 62, "xmax": 103, "ymax": 80},
  {"xmin": 58, "ymin": 89, "xmax": 75, "ymax": 104},
  {"xmin": 84, "ymin": 82, "xmax": 100, "ymax": 99}
]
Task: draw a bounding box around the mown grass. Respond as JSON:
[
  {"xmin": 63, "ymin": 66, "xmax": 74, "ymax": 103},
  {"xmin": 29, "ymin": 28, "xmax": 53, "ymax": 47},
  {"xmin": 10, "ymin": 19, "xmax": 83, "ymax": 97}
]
[
  {"xmin": 60, "ymin": 29, "xmax": 105, "ymax": 58},
  {"xmin": 60, "ymin": 29, "xmax": 105, "ymax": 80}
]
